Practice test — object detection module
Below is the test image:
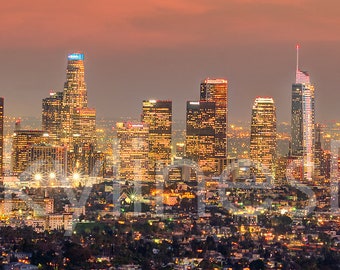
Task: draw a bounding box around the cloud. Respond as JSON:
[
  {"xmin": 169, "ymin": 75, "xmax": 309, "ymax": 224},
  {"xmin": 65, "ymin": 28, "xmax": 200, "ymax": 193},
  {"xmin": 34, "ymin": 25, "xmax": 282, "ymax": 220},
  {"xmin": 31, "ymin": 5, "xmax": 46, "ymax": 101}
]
[{"xmin": 0, "ymin": 0, "xmax": 340, "ymax": 51}]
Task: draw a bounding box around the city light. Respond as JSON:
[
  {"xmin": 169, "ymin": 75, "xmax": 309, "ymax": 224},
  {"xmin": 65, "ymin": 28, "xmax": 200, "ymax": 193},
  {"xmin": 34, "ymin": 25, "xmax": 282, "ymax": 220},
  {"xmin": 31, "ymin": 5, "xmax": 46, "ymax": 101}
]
[
  {"xmin": 1, "ymin": 41, "xmax": 339, "ymax": 269},
  {"xmin": 34, "ymin": 173, "xmax": 42, "ymax": 181},
  {"xmin": 72, "ymin": 172, "xmax": 80, "ymax": 181}
]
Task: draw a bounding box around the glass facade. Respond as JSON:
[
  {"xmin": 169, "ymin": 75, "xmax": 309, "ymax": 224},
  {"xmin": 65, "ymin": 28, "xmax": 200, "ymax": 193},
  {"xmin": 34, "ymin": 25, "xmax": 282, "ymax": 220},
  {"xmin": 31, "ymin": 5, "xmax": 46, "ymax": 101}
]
[
  {"xmin": 60, "ymin": 53, "xmax": 96, "ymax": 150},
  {"xmin": 40, "ymin": 53, "xmax": 97, "ymax": 176},
  {"xmin": 142, "ymin": 100, "xmax": 172, "ymax": 181},
  {"xmin": 42, "ymin": 92, "xmax": 63, "ymax": 145},
  {"xmin": 186, "ymin": 101, "xmax": 216, "ymax": 175},
  {"xmin": 200, "ymin": 79, "xmax": 228, "ymax": 158},
  {"xmin": 117, "ymin": 122, "xmax": 150, "ymax": 181},
  {"xmin": 11, "ymin": 130, "xmax": 49, "ymax": 174},
  {"xmin": 291, "ymin": 70, "xmax": 315, "ymax": 181},
  {"xmin": 250, "ymin": 97, "xmax": 277, "ymax": 182}
]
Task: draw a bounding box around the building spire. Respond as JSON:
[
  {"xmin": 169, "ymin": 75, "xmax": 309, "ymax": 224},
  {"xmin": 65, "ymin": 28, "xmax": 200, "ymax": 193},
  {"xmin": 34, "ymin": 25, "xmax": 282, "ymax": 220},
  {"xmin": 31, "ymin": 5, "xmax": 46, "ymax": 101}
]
[
  {"xmin": 296, "ymin": 44, "xmax": 299, "ymax": 73},
  {"xmin": 295, "ymin": 44, "xmax": 310, "ymax": 84}
]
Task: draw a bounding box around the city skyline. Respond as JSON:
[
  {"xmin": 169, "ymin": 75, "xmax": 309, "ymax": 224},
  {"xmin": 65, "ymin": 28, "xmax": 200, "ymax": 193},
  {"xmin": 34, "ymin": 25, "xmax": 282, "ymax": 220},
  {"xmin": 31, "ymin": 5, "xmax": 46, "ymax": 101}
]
[
  {"xmin": 1, "ymin": 1, "xmax": 340, "ymax": 123},
  {"xmin": 2, "ymin": 2, "xmax": 340, "ymax": 268}
]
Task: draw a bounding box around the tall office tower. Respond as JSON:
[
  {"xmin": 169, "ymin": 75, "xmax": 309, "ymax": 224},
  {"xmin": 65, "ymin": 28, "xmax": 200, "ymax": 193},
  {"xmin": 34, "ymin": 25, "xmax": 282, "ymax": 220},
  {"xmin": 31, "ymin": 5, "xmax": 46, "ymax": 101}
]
[
  {"xmin": 60, "ymin": 53, "xmax": 96, "ymax": 149},
  {"xmin": 0, "ymin": 98, "xmax": 3, "ymax": 176},
  {"xmin": 72, "ymin": 108, "xmax": 96, "ymax": 146},
  {"xmin": 42, "ymin": 92, "xmax": 63, "ymax": 145},
  {"xmin": 116, "ymin": 122, "xmax": 149, "ymax": 181},
  {"xmin": 186, "ymin": 101, "xmax": 216, "ymax": 175},
  {"xmin": 142, "ymin": 100, "xmax": 172, "ymax": 181},
  {"xmin": 11, "ymin": 130, "xmax": 49, "ymax": 175},
  {"xmin": 314, "ymin": 123, "xmax": 323, "ymax": 178},
  {"xmin": 63, "ymin": 53, "xmax": 87, "ymax": 108},
  {"xmin": 28, "ymin": 145, "xmax": 67, "ymax": 179},
  {"xmin": 250, "ymin": 97, "xmax": 277, "ymax": 182},
  {"xmin": 291, "ymin": 45, "xmax": 315, "ymax": 181},
  {"xmin": 200, "ymin": 79, "xmax": 227, "ymax": 156}
]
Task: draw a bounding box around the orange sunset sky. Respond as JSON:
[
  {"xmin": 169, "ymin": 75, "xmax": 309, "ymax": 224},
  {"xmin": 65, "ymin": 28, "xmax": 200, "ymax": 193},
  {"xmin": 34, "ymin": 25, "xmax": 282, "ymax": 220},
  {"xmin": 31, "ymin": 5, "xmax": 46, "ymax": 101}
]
[{"xmin": 1, "ymin": 0, "xmax": 340, "ymax": 122}]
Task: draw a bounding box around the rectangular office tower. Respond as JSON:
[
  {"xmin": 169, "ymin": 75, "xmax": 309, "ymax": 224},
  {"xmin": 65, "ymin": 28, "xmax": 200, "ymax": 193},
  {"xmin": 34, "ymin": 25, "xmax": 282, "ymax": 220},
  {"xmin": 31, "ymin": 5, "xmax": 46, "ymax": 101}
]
[
  {"xmin": 291, "ymin": 46, "xmax": 315, "ymax": 181},
  {"xmin": 11, "ymin": 130, "xmax": 49, "ymax": 175},
  {"xmin": 117, "ymin": 122, "xmax": 150, "ymax": 181},
  {"xmin": 0, "ymin": 98, "xmax": 3, "ymax": 176},
  {"xmin": 250, "ymin": 97, "xmax": 277, "ymax": 182},
  {"xmin": 142, "ymin": 100, "xmax": 172, "ymax": 181},
  {"xmin": 200, "ymin": 79, "xmax": 228, "ymax": 158},
  {"xmin": 186, "ymin": 101, "xmax": 216, "ymax": 175},
  {"xmin": 42, "ymin": 92, "xmax": 63, "ymax": 145}
]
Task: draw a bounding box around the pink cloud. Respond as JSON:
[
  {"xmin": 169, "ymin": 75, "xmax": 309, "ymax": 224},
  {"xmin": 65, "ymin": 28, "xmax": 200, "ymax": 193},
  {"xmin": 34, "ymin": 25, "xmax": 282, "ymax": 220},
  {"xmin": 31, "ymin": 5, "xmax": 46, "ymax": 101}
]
[{"xmin": 0, "ymin": 0, "xmax": 340, "ymax": 51}]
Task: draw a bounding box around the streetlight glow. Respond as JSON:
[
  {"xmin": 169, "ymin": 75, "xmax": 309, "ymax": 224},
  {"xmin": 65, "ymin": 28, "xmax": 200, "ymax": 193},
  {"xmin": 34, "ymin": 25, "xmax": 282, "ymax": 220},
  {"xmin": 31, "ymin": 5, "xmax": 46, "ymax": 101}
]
[{"xmin": 34, "ymin": 173, "xmax": 42, "ymax": 181}]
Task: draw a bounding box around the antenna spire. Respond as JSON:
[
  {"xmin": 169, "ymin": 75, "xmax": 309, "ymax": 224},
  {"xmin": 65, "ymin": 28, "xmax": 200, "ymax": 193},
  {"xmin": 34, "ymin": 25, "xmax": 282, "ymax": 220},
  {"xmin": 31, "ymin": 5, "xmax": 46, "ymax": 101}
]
[{"xmin": 296, "ymin": 44, "xmax": 299, "ymax": 73}]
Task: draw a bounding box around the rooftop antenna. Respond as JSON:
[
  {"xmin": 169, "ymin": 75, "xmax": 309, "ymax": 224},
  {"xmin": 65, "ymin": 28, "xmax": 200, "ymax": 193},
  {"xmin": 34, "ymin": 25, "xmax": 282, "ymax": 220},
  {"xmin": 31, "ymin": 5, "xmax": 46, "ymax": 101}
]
[
  {"xmin": 296, "ymin": 44, "xmax": 300, "ymax": 83},
  {"xmin": 296, "ymin": 44, "xmax": 300, "ymax": 72}
]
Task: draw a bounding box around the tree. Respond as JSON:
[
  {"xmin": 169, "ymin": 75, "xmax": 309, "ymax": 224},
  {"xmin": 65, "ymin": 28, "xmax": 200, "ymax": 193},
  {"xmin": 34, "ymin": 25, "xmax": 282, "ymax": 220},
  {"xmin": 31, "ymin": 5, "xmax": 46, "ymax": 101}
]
[
  {"xmin": 250, "ymin": 259, "xmax": 265, "ymax": 270},
  {"xmin": 63, "ymin": 241, "xmax": 91, "ymax": 268},
  {"xmin": 206, "ymin": 235, "xmax": 216, "ymax": 250}
]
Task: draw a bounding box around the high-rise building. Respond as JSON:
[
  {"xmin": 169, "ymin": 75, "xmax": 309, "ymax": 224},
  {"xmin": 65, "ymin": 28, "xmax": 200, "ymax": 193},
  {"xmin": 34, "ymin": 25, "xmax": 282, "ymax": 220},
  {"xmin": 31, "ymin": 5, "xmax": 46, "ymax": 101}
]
[
  {"xmin": 28, "ymin": 144, "xmax": 67, "ymax": 180},
  {"xmin": 0, "ymin": 97, "xmax": 3, "ymax": 176},
  {"xmin": 72, "ymin": 107, "xmax": 96, "ymax": 147},
  {"xmin": 314, "ymin": 123, "xmax": 323, "ymax": 178},
  {"xmin": 186, "ymin": 101, "xmax": 216, "ymax": 175},
  {"xmin": 60, "ymin": 53, "xmax": 96, "ymax": 150},
  {"xmin": 63, "ymin": 53, "xmax": 88, "ymax": 109},
  {"xmin": 41, "ymin": 53, "xmax": 97, "ymax": 176},
  {"xmin": 42, "ymin": 92, "xmax": 63, "ymax": 145},
  {"xmin": 200, "ymin": 79, "xmax": 228, "ymax": 159},
  {"xmin": 11, "ymin": 130, "xmax": 49, "ymax": 175},
  {"xmin": 142, "ymin": 100, "xmax": 172, "ymax": 180},
  {"xmin": 291, "ymin": 45, "xmax": 315, "ymax": 181},
  {"xmin": 250, "ymin": 97, "xmax": 277, "ymax": 182},
  {"xmin": 117, "ymin": 122, "xmax": 149, "ymax": 181},
  {"xmin": 184, "ymin": 79, "xmax": 228, "ymax": 176}
]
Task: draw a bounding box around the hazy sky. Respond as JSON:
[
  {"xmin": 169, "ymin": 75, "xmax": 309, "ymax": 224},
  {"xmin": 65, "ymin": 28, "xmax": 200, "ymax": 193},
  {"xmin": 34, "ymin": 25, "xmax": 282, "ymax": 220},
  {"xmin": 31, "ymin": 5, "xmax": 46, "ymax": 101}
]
[{"xmin": 1, "ymin": 0, "xmax": 340, "ymax": 123}]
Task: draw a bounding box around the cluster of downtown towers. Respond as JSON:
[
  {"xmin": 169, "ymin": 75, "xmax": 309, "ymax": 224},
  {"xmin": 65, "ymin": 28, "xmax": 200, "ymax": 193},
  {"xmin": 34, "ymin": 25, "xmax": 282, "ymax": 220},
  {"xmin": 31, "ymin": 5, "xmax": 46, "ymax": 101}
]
[{"xmin": 0, "ymin": 50, "xmax": 316, "ymax": 182}]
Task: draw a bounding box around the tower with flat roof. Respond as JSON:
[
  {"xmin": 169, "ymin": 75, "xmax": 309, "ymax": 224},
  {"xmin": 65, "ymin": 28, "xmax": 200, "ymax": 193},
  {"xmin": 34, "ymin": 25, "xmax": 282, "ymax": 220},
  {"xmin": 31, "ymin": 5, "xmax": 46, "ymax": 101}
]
[
  {"xmin": 142, "ymin": 100, "xmax": 172, "ymax": 181},
  {"xmin": 250, "ymin": 97, "xmax": 277, "ymax": 182}
]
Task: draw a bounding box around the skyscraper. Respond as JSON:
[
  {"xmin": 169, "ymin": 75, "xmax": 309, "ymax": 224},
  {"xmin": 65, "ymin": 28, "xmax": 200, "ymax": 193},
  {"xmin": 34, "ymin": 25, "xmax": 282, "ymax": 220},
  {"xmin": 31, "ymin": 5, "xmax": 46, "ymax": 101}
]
[
  {"xmin": 60, "ymin": 53, "xmax": 96, "ymax": 150},
  {"xmin": 291, "ymin": 45, "xmax": 315, "ymax": 181},
  {"xmin": 41, "ymin": 53, "xmax": 97, "ymax": 176},
  {"xmin": 117, "ymin": 122, "xmax": 149, "ymax": 181},
  {"xmin": 11, "ymin": 130, "xmax": 49, "ymax": 175},
  {"xmin": 200, "ymin": 79, "xmax": 228, "ymax": 159},
  {"xmin": 314, "ymin": 123, "xmax": 323, "ymax": 178},
  {"xmin": 142, "ymin": 100, "xmax": 172, "ymax": 180},
  {"xmin": 63, "ymin": 53, "xmax": 88, "ymax": 109},
  {"xmin": 250, "ymin": 97, "xmax": 277, "ymax": 182},
  {"xmin": 28, "ymin": 144, "xmax": 67, "ymax": 179},
  {"xmin": 72, "ymin": 107, "xmax": 96, "ymax": 147},
  {"xmin": 0, "ymin": 97, "xmax": 3, "ymax": 176},
  {"xmin": 42, "ymin": 91, "xmax": 63, "ymax": 145},
  {"xmin": 186, "ymin": 101, "xmax": 216, "ymax": 175}
]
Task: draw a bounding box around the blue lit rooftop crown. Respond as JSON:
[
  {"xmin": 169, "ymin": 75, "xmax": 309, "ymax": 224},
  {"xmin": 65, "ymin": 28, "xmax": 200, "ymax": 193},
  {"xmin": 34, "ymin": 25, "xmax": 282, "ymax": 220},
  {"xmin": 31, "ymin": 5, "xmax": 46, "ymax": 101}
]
[{"xmin": 68, "ymin": 53, "xmax": 84, "ymax": 61}]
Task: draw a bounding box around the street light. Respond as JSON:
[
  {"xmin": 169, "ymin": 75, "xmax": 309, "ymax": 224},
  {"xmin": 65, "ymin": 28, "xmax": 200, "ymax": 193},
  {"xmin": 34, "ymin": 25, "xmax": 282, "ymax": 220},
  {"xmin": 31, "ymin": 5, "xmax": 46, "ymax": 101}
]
[
  {"xmin": 49, "ymin": 172, "xmax": 56, "ymax": 179},
  {"xmin": 34, "ymin": 173, "xmax": 43, "ymax": 181},
  {"xmin": 72, "ymin": 172, "xmax": 80, "ymax": 181}
]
